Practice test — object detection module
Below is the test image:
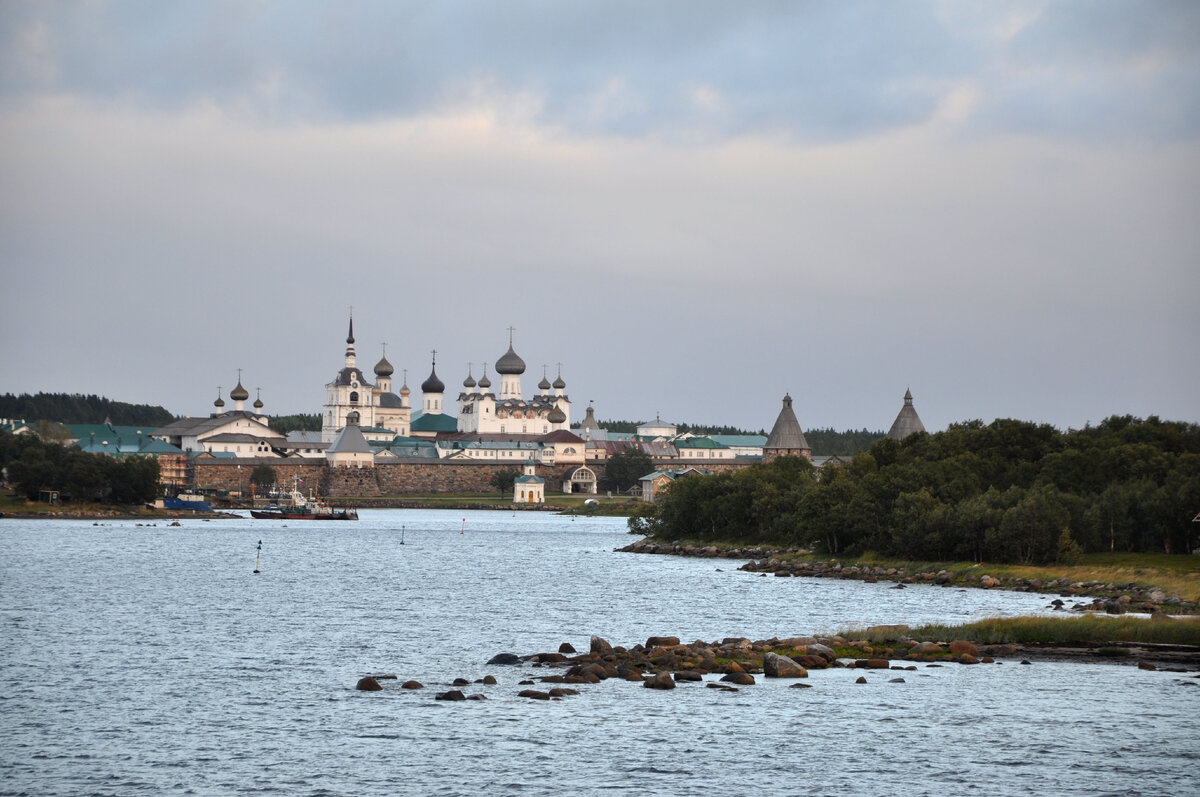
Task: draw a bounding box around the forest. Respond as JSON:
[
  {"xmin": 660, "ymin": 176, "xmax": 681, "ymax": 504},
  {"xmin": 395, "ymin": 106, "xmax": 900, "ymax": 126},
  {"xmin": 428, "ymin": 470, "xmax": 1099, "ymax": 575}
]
[
  {"xmin": 0, "ymin": 430, "xmax": 161, "ymax": 504},
  {"xmin": 630, "ymin": 416, "xmax": 1200, "ymax": 564},
  {"xmin": 0, "ymin": 393, "xmax": 174, "ymax": 426}
]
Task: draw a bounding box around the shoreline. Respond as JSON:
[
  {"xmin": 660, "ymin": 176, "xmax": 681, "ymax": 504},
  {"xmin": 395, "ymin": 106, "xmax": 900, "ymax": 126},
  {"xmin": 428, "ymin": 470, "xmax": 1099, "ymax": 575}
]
[{"xmin": 618, "ymin": 539, "xmax": 1200, "ymax": 615}]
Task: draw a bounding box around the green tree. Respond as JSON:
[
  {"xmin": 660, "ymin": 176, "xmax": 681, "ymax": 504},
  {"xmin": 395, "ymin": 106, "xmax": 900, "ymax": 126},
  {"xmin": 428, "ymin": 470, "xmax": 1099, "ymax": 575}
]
[
  {"xmin": 250, "ymin": 464, "xmax": 278, "ymax": 491},
  {"xmin": 606, "ymin": 449, "xmax": 654, "ymax": 492},
  {"xmin": 490, "ymin": 468, "xmax": 519, "ymax": 494}
]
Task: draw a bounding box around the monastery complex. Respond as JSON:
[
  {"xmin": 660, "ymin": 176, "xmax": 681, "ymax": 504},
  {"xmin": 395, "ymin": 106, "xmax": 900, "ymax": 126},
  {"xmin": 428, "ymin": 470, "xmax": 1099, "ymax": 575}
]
[{"xmin": 43, "ymin": 316, "xmax": 926, "ymax": 502}]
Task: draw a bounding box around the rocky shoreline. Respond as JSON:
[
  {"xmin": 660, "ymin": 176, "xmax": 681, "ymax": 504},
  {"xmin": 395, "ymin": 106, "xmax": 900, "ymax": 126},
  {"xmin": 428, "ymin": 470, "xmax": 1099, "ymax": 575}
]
[
  {"xmin": 356, "ymin": 633, "xmax": 1200, "ymax": 701},
  {"xmin": 617, "ymin": 540, "xmax": 1199, "ymax": 615}
]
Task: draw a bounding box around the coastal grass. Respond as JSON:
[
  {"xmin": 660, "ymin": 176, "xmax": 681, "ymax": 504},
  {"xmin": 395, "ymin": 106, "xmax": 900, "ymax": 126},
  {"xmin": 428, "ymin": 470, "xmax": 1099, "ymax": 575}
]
[
  {"xmin": 635, "ymin": 532, "xmax": 1200, "ymax": 603},
  {"xmin": 841, "ymin": 615, "xmax": 1200, "ymax": 648},
  {"xmin": 808, "ymin": 551, "xmax": 1200, "ymax": 604}
]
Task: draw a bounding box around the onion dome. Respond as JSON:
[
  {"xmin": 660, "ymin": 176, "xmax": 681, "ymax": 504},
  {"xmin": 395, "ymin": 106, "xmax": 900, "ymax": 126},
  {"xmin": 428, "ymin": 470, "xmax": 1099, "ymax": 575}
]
[
  {"xmin": 463, "ymin": 364, "xmax": 477, "ymax": 389},
  {"xmin": 553, "ymin": 373, "xmax": 566, "ymax": 390},
  {"xmin": 495, "ymin": 331, "xmax": 525, "ymax": 375},
  {"xmin": 213, "ymin": 389, "xmax": 225, "ymax": 409},
  {"xmin": 400, "ymin": 370, "xmax": 410, "ymax": 397},
  {"xmin": 548, "ymin": 407, "xmax": 567, "ymax": 424},
  {"xmin": 230, "ymin": 380, "xmax": 249, "ymax": 402},
  {"xmin": 478, "ymin": 366, "xmax": 492, "ymax": 390},
  {"xmin": 375, "ymin": 355, "xmax": 394, "ymax": 378},
  {"xmin": 538, "ymin": 366, "xmax": 552, "ymax": 391},
  {"xmin": 421, "ymin": 361, "xmax": 444, "ymax": 394},
  {"xmin": 253, "ymin": 388, "xmax": 264, "ymax": 411}
]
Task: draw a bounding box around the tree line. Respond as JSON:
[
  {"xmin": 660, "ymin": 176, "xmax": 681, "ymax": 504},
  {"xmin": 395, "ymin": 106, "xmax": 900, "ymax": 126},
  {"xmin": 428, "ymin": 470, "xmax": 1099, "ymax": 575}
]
[
  {"xmin": 631, "ymin": 416, "xmax": 1200, "ymax": 564},
  {"xmin": 0, "ymin": 393, "xmax": 175, "ymax": 426},
  {"xmin": 1, "ymin": 430, "xmax": 160, "ymax": 504}
]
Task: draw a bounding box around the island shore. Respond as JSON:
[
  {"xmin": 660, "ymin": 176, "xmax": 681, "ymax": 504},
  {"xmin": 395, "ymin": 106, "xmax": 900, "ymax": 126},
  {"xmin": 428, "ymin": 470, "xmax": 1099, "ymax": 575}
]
[{"xmin": 618, "ymin": 539, "xmax": 1200, "ymax": 614}]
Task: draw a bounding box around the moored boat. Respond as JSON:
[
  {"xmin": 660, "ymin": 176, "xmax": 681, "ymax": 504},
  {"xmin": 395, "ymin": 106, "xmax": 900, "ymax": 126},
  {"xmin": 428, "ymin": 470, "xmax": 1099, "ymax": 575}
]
[{"xmin": 250, "ymin": 482, "xmax": 357, "ymax": 520}]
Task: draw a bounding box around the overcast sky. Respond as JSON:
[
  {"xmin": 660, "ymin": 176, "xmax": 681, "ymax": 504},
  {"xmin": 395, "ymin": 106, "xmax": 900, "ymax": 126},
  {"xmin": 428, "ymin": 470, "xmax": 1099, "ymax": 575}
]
[{"xmin": 1, "ymin": 1, "xmax": 1197, "ymax": 434}]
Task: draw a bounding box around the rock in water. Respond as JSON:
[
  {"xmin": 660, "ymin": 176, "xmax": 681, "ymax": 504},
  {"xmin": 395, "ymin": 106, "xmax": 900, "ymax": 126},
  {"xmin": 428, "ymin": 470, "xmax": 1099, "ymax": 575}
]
[
  {"xmin": 590, "ymin": 636, "xmax": 613, "ymax": 656},
  {"xmin": 763, "ymin": 652, "xmax": 808, "ymax": 678},
  {"xmin": 355, "ymin": 676, "xmax": 383, "ymax": 691},
  {"xmin": 401, "ymin": 680, "xmax": 424, "ymax": 689},
  {"xmin": 643, "ymin": 672, "xmax": 676, "ymax": 690},
  {"xmin": 487, "ymin": 653, "xmax": 521, "ymax": 665},
  {"xmin": 948, "ymin": 640, "xmax": 979, "ymax": 657},
  {"xmin": 435, "ymin": 690, "xmax": 466, "ymax": 701}
]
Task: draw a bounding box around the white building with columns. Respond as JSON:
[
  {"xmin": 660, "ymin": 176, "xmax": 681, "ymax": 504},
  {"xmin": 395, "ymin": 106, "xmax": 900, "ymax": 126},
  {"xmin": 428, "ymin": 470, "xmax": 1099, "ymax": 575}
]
[{"xmin": 322, "ymin": 316, "xmax": 411, "ymax": 442}]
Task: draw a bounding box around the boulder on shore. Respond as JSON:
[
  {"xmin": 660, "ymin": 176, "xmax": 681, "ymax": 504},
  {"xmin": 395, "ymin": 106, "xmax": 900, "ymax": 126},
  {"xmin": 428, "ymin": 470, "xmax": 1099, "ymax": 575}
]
[
  {"xmin": 590, "ymin": 636, "xmax": 613, "ymax": 656},
  {"xmin": 763, "ymin": 652, "xmax": 808, "ymax": 678},
  {"xmin": 643, "ymin": 672, "xmax": 676, "ymax": 690}
]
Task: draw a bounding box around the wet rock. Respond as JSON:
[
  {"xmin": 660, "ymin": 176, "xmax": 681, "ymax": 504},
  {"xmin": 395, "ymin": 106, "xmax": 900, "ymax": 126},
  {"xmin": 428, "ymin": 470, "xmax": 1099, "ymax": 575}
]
[
  {"xmin": 855, "ymin": 676, "xmax": 868, "ymax": 684},
  {"xmin": 452, "ymin": 678, "xmax": 471, "ymax": 686},
  {"xmin": 559, "ymin": 642, "xmax": 577, "ymax": 654},
  {"xmin": 948, "ymin": 640, "xmax": 979, "ymax": 657},
  {"xmin": 518, "ymin": 689, "xmax": 551, "ymax": 700},
  {"xmin": 720, "ymin": 672, "xmax": 756, "ymax": 685},
  {"xmin": 798, "ymin": 654, "xmax": 828, "ymax": 670},
  {"xmin": 355, "ymin": 676, "xmax": 383, "ymax": 691},
  {"xmin": 590, "ymin": 636, "xmax": 613, "ymax": 656},
  {"xmin": 1020, "ymin": 660, "xmax": 1032, "ymax": 665},
  {"xmin": 789, "ymin": 682, "xmax": 813, "ymax": 689},
  {"xmin": 435, "ymin": 690, "xmax": 466, "ymax": 701},
  {"xmin": 763, "ymin": 652, "xmax": 808, "ymax": 678},
  {"xmin": 806, "ymin": 643, "xmax": 837, "ymax": 662},
  {"xmin": 487, "ymin": 653, "xmax": 521, "ymax": 665},
  {"xmin": 518, "ymin": 679, "xmax": 535, "ymax": 685},
  {"xmin": 958, "ymin": 654, "xmax": 979, "ymax": 665},
  {"xmin": 889, "ymin": 678, "xmax": 906, "ymax": 683},
  {"xmin": 401, "ymin": 680, "xmax": 424, "ymax": 689},
  {"xmin": 1138, "ymin": 661, "xmax": 1157, "ymax": 671},
  {"xmin": 980, "ymin": 575, "xmax": 998, "ymax": 589},
  {"xmin": 643, "ymin": 672, "xmax": 676, "ymax": 690},
  {"xmin": 467, "ymin": 694, "xmax": 488, "ymax": 701},
  {"xmin": 481, "ymin": 675, "xmax": 498, "ymax": 685},
  {"xmin": 548, "ymin": 688, "xmax": 579, "ymax": 697},
  {"xmin": 646, "ymin": 636, "xmax": 681, "ymax": 648},
  {"xmin": 673, "ymin": 670, "xmax": 703, "ymax": 682},
  {"xmin": 707, "ymin": 683, "xmax": 737, "ymax": 691}
]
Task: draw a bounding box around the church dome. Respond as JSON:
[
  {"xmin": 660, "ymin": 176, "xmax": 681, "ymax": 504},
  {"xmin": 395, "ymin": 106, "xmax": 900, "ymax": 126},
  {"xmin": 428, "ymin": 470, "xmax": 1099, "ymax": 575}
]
[
  {"xmin": 253, "ymin": 393, "xmax": 264, "ymax": 410},
  {"xmin": 374, "ymin": 355, "xmax": 394, "ymax": 378},
  {"xmin": 553, "ymin": 374, "xmax": 566, "ymax": 390},
  {"xmin": 463, "ymin": 367, "xmax": 477, "ymax": 389},
  {"xmin": 548, "ymin": 407, "xmax": 567, "ymax": 424},
  {"xmin": 421, "ymin": 364, "xmax": 444, "ymax": 394},
  {"xmin": 538, "ymin": 373, "xmax": 552, "ymax": 391},
  {"xmin": 478, "ymin": 368, "xmax": 492, "ymax": 390},
  {"xmin": 230, "ymin": 380, "xmax": 249, "ymax": 402},
  {"xmin": 213, "ymin": 390, "xmax": 225, "ymax": 409},
  {"xmin": 495, "ymin": 343, "xmax": 525, "ymax": 375}
]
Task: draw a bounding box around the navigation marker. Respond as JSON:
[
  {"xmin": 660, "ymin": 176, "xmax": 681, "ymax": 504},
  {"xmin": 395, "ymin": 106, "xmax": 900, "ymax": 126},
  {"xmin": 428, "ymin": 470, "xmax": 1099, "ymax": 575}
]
[{"xmin": 254, "ymin": 540, "xmax": 262, "ymax": 574}]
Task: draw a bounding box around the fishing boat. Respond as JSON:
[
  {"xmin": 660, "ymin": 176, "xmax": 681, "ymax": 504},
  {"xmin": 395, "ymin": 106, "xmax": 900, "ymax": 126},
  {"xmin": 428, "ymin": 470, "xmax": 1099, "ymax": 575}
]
[{"xmin": 250, "ymin": 482, "xmax": 358, "ymax": 521}]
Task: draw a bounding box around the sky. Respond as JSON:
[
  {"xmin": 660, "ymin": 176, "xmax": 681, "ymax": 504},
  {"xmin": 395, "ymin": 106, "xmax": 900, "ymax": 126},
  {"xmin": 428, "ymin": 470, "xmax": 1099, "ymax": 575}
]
[{"xmin": 1, "ymin": 1, "xmax": 1197, "ymax": 434}]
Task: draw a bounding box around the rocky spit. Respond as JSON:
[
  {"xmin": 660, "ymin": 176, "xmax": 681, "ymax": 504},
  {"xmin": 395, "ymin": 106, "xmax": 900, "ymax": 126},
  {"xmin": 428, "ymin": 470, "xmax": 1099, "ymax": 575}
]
[
  {"xmin": 354, "ymin": 634, "xmax": 1200, "ymax": 700},
  {"xmin": 617, "ymin": 540, "xmax": 1198, "ymax": 615}
]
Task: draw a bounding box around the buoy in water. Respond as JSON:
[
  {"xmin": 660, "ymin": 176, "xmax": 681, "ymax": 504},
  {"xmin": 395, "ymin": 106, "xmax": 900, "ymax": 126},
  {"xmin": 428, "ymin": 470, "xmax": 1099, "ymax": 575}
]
[{"xmin": 253, "ymin": 539, "xmax": 262, "ymax": 574}]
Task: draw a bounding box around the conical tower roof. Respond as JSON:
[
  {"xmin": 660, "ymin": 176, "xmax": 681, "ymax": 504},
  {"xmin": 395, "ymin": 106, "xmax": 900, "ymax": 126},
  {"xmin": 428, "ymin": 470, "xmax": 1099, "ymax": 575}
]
[
  {"xmin": 886, "ymin": 389, "xmax": 927, "ymax": 440},
  {"xmin": 764, "ymin": 394, "xmax": 810, "ymax": 452}
]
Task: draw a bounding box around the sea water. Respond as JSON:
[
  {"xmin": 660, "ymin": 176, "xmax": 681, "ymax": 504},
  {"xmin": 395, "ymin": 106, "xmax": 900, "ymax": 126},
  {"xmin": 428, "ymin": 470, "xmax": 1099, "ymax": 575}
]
[{"xmin": 1, "ymin": 510, "xmax": 1197, "ymax": 796}]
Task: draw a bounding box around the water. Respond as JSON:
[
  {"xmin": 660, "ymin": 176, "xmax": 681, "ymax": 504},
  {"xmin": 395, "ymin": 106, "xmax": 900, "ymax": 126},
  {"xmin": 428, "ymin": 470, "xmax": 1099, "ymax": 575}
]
[{"xmin": 2, "ymin": 510, "xmax": 1197, "ymax": 796}]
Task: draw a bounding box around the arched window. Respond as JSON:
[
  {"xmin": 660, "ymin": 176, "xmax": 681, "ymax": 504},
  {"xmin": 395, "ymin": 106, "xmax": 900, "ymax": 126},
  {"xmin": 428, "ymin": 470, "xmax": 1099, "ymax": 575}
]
[{"xmin": 350, "ymin": 391, "xmax": 359, "ymax": 404}]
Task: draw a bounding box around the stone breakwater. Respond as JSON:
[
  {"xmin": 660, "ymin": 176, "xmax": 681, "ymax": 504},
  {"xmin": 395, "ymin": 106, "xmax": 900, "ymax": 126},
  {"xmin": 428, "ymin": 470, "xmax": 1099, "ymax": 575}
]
[
  {"xmin": 617, "ymin": 540, "xmax": 1198, "ymax": 615},
  {"xmin": 355, "ymin": 634, "xmax": 1200, "ymax": 700}
]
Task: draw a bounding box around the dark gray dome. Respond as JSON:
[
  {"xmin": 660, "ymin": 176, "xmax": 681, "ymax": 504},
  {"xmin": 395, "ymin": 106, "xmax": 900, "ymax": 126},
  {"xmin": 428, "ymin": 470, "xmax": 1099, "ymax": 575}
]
[
  {"xmin": 374, "ymin": 356, "xmax": 394, "ymax": 378},
  {"xmin": 538, "ymin": 374, "xmax": 552, "ymax": 390},
  {"xmin": 478, "ymin": 368, "xmax": 492, "ymax": 389},
  {"xmin": 548, "ymin": 407, "xmax": 566, "ymax": 424},
  {"xmin": 553, "ymin": 374, "xmax": 566, "ymax": 390},
  {"xmin": 421, "ymin": 364, "xmax": 444, "ymax": 394},
  {"xmin": 463, "ymin": 368, "xmax": 477, "ymax": 389},
  {"xmin": 229, "ymin": 381, "xmax": 249, "ymax": 402},
  {"xmin": 495, "ymin": 344, "xmax": 525, "ymax": 375}
]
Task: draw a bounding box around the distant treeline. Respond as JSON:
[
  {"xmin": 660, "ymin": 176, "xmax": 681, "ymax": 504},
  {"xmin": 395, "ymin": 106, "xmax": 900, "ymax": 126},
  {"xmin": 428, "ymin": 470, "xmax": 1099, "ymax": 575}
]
[
  {"xmin": 0, "ymin": 393, "xmax": 174, "ymax": 426},
  {"xmin": 631, "ymin": 416, "xmax": 1200, "ymax": 564},
  {"xmin": 0, "ymin": 430, "xmax": 160, "ymax": 504},
  {"xmin": 268, "ymin": 414, "xmax": 321, "ymax": 434},
  {"xmin": 572, "ymin": 419, "xmax": 880, "ymax": 456}
]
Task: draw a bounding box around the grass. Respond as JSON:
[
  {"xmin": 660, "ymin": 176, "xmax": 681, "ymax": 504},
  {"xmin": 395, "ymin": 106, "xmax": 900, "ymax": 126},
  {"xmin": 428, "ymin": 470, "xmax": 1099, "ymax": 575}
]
[{"xmin": 841, "ymin": 615, "xmax": 1200, "ymax": 647}]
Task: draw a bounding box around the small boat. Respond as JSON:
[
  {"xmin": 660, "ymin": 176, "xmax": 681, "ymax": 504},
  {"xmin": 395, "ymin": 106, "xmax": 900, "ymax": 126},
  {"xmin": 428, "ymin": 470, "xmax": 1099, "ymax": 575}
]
[{"xmin": 250, "ymin": 482, "xmax": 357, "ymax": 521}]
